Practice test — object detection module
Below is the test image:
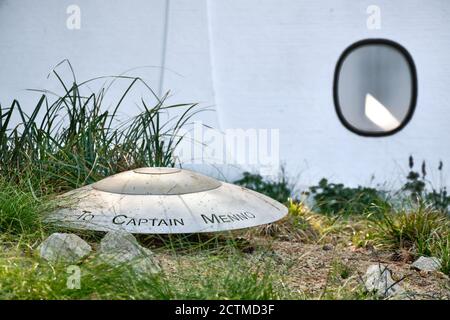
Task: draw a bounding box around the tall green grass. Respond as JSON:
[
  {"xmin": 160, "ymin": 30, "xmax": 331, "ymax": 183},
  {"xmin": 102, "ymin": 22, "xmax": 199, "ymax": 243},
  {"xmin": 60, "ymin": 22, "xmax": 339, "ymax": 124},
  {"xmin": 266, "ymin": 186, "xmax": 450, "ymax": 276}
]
[
  {"xmin": 0, "ymin": 246, "xmax": 289, "ymax": 300},
  {"xmin": 0, "ymin": 61, "xmax": 204, "ymax": 195},
  {"xmin": 368, "ymin": 205, "xmax": 448, "ymax": 253},
  {"xmin": 0, "ymin": 178, "xmax": 54, "ymax": 237},
  {"xmin": 365, "ymin": 203, "xmax": 450, "ymax": 274}
]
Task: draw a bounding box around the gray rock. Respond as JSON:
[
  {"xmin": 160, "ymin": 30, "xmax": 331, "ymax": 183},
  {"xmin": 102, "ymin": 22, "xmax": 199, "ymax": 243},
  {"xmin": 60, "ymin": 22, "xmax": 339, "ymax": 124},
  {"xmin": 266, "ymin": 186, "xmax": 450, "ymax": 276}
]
[
  {"xmin": 131, "ymin": 256, "xmax": 162, "ymax": 275},
  {"xmin": 322, "ymin": 244, "xmax": 334, "ymax": 251},
  {"xmin": 38, "ymin": 233, "xmax": 91, "ymax": 264},
  {"xmin": 364, "ymin": 264, "xmax": 404, "ymax": 298},
  {"xmin": 411, "ymin": 256, "xmax": 441, "ymax": 272},
  {"xmin": 98, "ymin": 231, "xmax": 161, "ymax": 274},
  {"xmin": 100, "ymin": 230, "xmax": 146, "ymax": 256}
]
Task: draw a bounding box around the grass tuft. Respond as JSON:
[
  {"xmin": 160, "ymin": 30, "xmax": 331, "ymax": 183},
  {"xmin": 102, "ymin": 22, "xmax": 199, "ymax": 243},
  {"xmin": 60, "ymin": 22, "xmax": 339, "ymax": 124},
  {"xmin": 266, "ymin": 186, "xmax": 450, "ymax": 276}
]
[
  {"xmin": 0, "ymin": 61, "xmax": 204, "ymax": 195},
  {"xmin": 356, "ymin": 203, "xmax": 450, "ymax": 274},
  {"xmin": 0, "ymin": 179, "xmax": 53, "ymax": 237},
  {"xmin": 367, "ymin": 204, "xmax": 448, "ymax": 254},
  {"xmin": 0, "ymin": 248, "xmax": 289, "ymax": 300}
]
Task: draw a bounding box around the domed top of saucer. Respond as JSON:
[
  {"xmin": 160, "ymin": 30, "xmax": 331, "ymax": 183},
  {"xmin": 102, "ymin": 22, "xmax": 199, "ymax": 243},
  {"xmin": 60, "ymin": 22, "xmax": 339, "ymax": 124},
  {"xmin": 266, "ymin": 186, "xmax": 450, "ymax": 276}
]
[{"xmin": 92, "ymin": 167, "xmax": 221, "ymax": 195}]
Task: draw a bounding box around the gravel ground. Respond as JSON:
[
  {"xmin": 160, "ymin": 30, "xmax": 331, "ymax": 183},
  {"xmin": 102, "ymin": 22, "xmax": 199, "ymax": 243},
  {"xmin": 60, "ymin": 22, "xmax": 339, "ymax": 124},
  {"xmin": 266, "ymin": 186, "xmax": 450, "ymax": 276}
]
[{"xmin": 158, "ymin": 238, "xmax": 450, "ymax": 300}]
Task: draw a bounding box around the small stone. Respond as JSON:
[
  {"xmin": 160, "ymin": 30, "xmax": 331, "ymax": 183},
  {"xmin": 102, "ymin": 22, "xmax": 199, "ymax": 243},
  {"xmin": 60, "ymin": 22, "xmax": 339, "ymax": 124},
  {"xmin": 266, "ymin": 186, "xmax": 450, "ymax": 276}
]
[
  {"xmin": 411, "ymin": 256, "xmax": 441, "ymax": 272},
  {"xmin": 322, "ymin": 244, "xmax": 334, "ymax": 251},
  {"xmin": 132, "ymin": 256, "xmax": 162, "ymax": 275},
  {"xmin": 364, "ymin": 264, "xmax": 404, "ymax": 298},
  {"xmin": 100, "ymin": 230, "xmax": 146, "ymax": 257},
  {"xmin": 38, "ymin": 233, "xmax": 91, "ymax": 264},
  {"xmin": 98, "ymin": 231, "xmax": 161, "ymax": 274}
]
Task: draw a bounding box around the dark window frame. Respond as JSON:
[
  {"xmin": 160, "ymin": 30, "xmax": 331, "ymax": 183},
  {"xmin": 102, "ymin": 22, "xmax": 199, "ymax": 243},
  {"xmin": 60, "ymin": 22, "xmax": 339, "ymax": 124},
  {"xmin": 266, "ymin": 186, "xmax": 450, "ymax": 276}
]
[{"xmin": 333, "ymin": 38, "xmax": 418, "ymax": 137}]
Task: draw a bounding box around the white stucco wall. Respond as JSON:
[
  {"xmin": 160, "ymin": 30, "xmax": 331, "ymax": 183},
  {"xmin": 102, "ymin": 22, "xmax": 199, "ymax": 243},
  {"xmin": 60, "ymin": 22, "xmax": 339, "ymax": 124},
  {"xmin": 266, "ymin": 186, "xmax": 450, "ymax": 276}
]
[
  {"xmin": 207, "ymin": 0, "xmax": 450, "ymax": 189},
  {"xmin": 1, "ymin": 0, "xmax": 449, "ymax": 189},
  {"xmin": 0, "ymin": 0, "xmax": 166, "ymax": 110}
]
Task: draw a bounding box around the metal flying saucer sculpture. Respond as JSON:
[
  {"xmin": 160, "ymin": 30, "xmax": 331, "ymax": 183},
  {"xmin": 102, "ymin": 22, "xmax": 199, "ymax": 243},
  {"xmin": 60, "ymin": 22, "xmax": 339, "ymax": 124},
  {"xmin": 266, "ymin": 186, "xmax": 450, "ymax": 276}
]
[{"xmin": 47, "ymin": 167, "xmax": 288, "ymax": 234}]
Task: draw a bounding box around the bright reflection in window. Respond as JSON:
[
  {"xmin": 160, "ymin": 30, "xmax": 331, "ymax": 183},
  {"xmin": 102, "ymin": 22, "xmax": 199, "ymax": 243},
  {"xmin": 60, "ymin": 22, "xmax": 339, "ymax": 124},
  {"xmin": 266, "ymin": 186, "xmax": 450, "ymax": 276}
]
[{"xmin": 364, "ymin": 93, "xmax": 400, "ymax": 131}]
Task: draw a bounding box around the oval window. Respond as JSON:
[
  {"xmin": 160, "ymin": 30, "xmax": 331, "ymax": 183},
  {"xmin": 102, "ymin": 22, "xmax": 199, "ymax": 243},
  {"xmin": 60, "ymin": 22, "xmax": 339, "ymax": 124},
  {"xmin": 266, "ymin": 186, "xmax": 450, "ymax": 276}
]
[{"xmin": 333, "ymin": 39, "xmax": 417, "ymax": 136}]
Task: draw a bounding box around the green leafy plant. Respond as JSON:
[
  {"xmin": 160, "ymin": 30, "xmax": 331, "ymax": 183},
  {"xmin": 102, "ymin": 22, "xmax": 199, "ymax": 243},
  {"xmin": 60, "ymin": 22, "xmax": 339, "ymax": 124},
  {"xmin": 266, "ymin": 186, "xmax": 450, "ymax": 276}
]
[
  {"xmin": 402, "ymin": 156, "xmax": 450, "ymax": 214},
  {"xmin": 233, "ymin": 167, "xmax": 294, "ymax": 203},
  {"xmin": 307, "ymin": 178, "xmax": 389, "ymax": 216}
]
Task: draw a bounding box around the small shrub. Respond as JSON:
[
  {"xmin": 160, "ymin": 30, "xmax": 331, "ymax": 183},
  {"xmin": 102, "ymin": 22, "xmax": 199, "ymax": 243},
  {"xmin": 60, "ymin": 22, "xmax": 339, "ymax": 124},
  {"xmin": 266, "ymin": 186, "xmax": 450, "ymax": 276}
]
[
  {"xmin": 307, "ymin": 178, "xmax": 390, "ymax": 216},
  {"xmin": 402, "ymin": 156, "xmax": 450, "ymax": 214},
  {"xmin": 234, "ymin": 167, "xmax": 293, "ymax": 203},
  {"xmin": 368, "ymin": 205, "xmax": 448, "ymax": 253}
]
